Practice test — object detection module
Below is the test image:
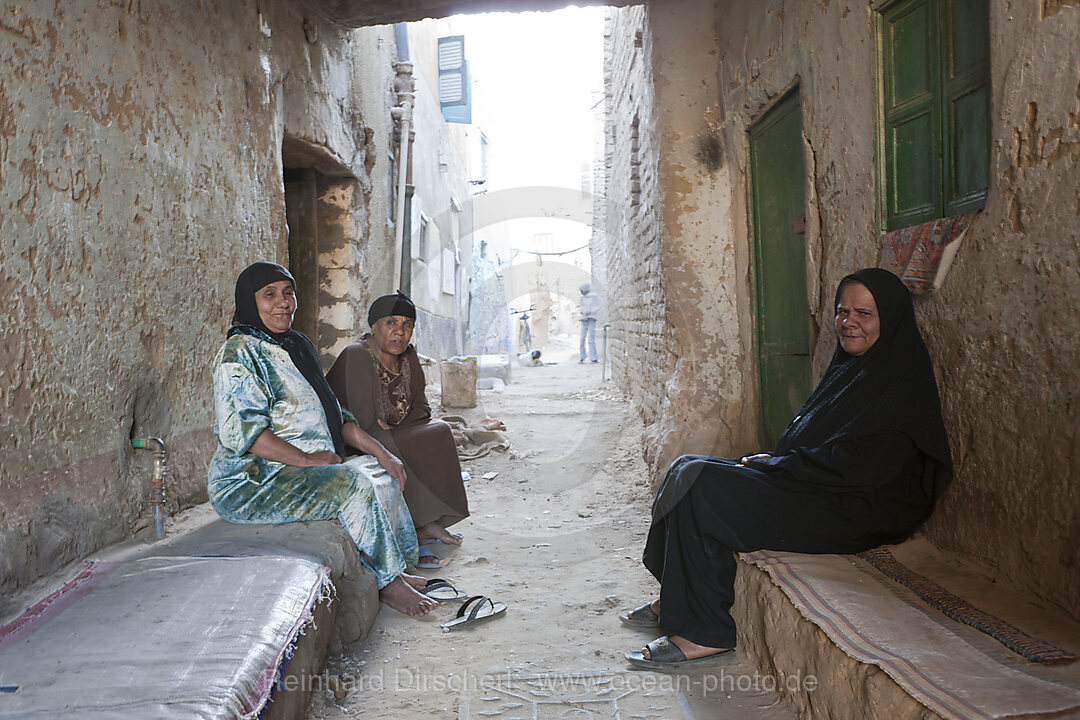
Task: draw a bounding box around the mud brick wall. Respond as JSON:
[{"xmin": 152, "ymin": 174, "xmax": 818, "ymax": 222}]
[{"xmin": 601, "ymin": 7, "xmax": 668, "ymax": 436}]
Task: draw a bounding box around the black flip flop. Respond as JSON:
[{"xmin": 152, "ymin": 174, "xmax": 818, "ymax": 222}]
[
  {"xmin": 619, "ymin": 601, "xmax": 661, "ymax": 629},
  {"xmin": 439, "ymin": 595, "xmax": 507, "ymax": 632},
  {"xmin": 625, "ymin": 636, "xmax": 734, "ymax": 672},
  {"xmin": 419, "ymin": 578, "xmax": 469, "ymax": 603}
]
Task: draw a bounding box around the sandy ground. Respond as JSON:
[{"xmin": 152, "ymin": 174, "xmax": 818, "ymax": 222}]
[{"xmin": 306, "ymin": 336, "xmax": 797, "ymax": 720}]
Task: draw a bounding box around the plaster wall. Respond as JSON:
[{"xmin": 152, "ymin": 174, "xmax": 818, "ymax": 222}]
[
  {"xmin": 641, "ymin": 0, "xmax": 757, "ymax": 472},
  {"xmin": 307, "ymin": 24, "xmax": 404, "ymax": 366},
  {"xmin": 0, "ymin": 0, "xmax": 386, "ymax": 606},
  {"xmin": 608, "ymin": 0, "xmax": 1079, "ymax": 616},
  {"xmin": 915, "ymin": 0, "xmax": 1080, "ymax": 618},
  {"xmin": 345, "ymin": 24, "xmax": 398, "ymax": 308},
  {"xmin": 466, "ymin": 236, "xmax": 512, "ymax": 356},
  {"xmin": 402, "ymin": 20, "xmax": 474, "ymax": 361},
  {"xmin": 707, "ymin": 0, "xmax": 1080, "ymax": 619}
]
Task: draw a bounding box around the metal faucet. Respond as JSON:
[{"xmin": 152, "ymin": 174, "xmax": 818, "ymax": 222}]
[{"xmin": 130, "ymin": 437, "xmax": 168, "ymax": 540}]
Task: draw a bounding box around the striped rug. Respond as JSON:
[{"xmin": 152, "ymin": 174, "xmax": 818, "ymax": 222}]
[
  {"xmin": 742, "ymin": 551, "xmax": 1080, "ymax": 720},
  {"xmin": 858, "ymin": 547, "xmax": 1078, "ymax": 664}
]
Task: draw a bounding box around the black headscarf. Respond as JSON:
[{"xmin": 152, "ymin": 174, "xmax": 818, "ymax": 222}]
[
  {"xmin": 230, "ymin": 261, "xmax": 345, "ymax": 457},
  {"xmin": 367, "ymin": 291, "xmax": 416, "ymax": 327},
  {"xmin": 773, "ymin": 268, "xmax": 952, "ymax": 490}
]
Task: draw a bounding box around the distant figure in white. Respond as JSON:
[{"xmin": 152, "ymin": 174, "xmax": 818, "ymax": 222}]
[
  {"xmin": 579, "ymin": 283, "xmax": 601, "ymax": 364},
  {"xmin": 518, "ymin": 349, "xmax": 543, "ymax": 367}
]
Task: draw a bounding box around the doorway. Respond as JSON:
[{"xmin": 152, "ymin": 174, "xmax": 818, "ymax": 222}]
[
  {"xmin": 284, "ymin": 166, "xmax": 319, "ymax": 344},
  {"xmin": 282, "ymin": 136, "xmax": 365, "ymax": 363},
  {"xmin": 748, "ymin": 89, "xmax": 811, "ymax": 447}
]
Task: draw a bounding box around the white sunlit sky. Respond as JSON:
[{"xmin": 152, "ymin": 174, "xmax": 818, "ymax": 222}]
[
  {"xmin": 449, "ymin": 7, "xmax": 605, "ymax": 259},
  {"xmin": 452, "ymin": 7, "xmax": 605, "ymax": 191}
]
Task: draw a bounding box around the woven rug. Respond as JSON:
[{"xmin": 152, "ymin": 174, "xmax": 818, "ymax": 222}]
[
  {"xmin": 858, "ymin": 547, "xmax": 1078, "ymax": 664},
  {"xmin": 878, "ymin": 211, "xmax": 977, "ymax": 294},
  {"xmin": 742, "ymin": 550, "xmax": 1080, "ymax": 720}
]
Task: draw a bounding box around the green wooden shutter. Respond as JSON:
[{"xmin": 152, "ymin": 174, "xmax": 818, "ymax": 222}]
[
  {"xmin": 878, "ymin": 0, "xmax": 988, "ymax": 231},
  {"xmin": 880, "ymin": 0, "xmax": 941, "ymax": 231},
  {"xmin": 941, "ymin": 0, "xmax": 989, "ymax": 215}
]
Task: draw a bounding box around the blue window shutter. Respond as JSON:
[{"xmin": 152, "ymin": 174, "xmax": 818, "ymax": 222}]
[{"xmin": 438, "ymin": 35, "xmax": 472, "ymax": 124}]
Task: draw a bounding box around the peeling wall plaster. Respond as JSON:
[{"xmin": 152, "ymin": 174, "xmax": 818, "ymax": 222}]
[{"xmin": 0, "ymin": 0, "xmax": 388, "ymax": 605}]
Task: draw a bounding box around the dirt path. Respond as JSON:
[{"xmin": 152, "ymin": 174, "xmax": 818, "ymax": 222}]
[{"xmin": 307, "ymin": 340, "xmax": 796, "ymax": 719}]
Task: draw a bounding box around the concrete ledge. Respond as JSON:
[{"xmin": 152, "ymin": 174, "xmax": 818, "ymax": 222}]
[
  {"xmin": 734, "ymin": 557, "xmax": 945, "ymax": 720},
  {"xmin": 732, "ymin": 552, "xmax": 1080, "ymax": 720}
]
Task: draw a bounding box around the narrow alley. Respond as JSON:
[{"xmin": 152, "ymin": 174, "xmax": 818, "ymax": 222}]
[
  {"xmin": 305, "ymin": 339, "xmax": 797, "ymax": 720},
  {"xmin": 3, "ymin": 2, "xmax": 1080, "ymax": 718}
]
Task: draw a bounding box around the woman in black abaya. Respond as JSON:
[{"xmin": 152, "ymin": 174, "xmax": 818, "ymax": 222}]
[{"xmin": 622, "ymin": 268, "xmax": 952, "ymax": 671}]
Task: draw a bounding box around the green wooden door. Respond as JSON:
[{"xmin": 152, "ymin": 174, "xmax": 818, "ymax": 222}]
[{"xmin": 749, "ymin": 91, "xmax": 811, "ymax": 448}]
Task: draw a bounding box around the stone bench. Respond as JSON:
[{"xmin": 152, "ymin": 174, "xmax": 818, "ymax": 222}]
[
  {"xmin": 731, "ymin": 547, "xmax": 1080, "ymax": 720},
  {"xmin": 0, "ymin": 504, "xmax": 378, "ymax": 718}
]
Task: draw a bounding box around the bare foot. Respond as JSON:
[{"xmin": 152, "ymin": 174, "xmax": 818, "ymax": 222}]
[
  {"xmin": 416, "ymin": 522, "xmax": 463, "ymax": 545},
  {"xmin": 401, "ymin": 572, "xmax": 429, "ymax": 590},
  {"xmin": 642, "ymin": 635, "xmax": 730, "ymax": 661},
  {"xmin": 379, "ymin": 576, "xmax": 438, "ymax": 616}
]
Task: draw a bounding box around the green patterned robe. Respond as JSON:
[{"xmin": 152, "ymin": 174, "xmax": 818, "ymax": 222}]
[{"xmin": 207, "ymin": 328, "xmax": 419, "ymax": 588}]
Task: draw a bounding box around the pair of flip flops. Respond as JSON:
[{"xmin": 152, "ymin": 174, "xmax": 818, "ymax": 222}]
[
  {"xmin": 417, "ymin": 579, "xmax": 506, "ymax": 631},
  {"xmin": 620, "ymin": 602, "xmax": 733, "ymax": 671}
]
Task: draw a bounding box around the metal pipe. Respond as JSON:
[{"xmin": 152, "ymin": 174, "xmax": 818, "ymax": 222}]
[
  {"xmin": 392, "ymin": 61, "xmax": 415, "ymax": 291},
  {"xmin": 602, "ymin": 323, "xmax": 610, "ymax": 382},
  {"xmin": 131, "ymin": 437, "xmax": 167, "ymax": 540},
  {"xmin": 393, "ymin": 23, "xmax": 410, "ymax": 61}
]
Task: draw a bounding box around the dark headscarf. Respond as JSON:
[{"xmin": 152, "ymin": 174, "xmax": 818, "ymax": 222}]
[
  {"xmin": 367, "ymin": 291, "xmax": 416, "ymax": 327},
  {"xmin": 230, "ymin": 261, "xmax": 345, "ymax": 457},
  {"xmin": 773, "ymin": 268, "xmax": 952, "ymax": 492}
]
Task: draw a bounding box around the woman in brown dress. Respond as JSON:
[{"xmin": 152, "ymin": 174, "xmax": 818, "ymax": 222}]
[{"xmin": 326, "ymin": 292, "xmax": 470, "ymax": 567}]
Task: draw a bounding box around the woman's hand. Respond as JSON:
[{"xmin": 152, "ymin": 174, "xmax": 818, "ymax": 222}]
[
  {"xmin": 250, "ymin": 429, "xmax": 341, "ymax": 467},
  {"xmin": 377, "ymin": 419, "xmax": 392, "ymax": 430},
  {"xmin": 739, "ymin": 453, "xmax": 772, "ymax": 466},
  {"xmin": 376, "ymin": 451, "xmax": 407, "ymax": 491},
  {"xmin": 341, "ymin": 421, "xmax": 407, "ymax": 490},
  {"xmin": 303, "ymin": 450, "xmax": 343, "ymax": 466}
]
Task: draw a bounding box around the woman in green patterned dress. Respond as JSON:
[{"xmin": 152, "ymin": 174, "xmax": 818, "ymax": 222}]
[{"xmin": 208, "ymin": 262, "xmax": 437, "ymax": 616}]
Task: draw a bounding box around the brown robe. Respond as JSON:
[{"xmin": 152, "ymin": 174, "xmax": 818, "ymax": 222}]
[{"xmin": 326, "ymin": 339, "xmax": 469, "ymax": 530}]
